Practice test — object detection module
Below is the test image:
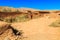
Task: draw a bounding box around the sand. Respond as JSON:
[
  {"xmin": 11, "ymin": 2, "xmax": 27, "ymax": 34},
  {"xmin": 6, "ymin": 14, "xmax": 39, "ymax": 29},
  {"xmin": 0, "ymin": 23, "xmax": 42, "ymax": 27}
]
[{"xmin": 11, "ymin": 16, "xmax": 60, "ymax": 40}]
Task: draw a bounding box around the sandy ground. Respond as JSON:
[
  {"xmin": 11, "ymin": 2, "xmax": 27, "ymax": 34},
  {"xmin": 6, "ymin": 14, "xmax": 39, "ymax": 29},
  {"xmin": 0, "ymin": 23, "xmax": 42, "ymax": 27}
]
[{"xmin": 11, "ymin": 16, "xmax": 60, "ymax": 40}]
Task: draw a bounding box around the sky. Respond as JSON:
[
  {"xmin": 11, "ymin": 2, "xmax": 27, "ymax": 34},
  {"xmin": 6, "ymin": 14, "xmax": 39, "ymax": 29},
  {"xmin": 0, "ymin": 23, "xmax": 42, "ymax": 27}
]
[{"xmin": 0, "ymin": 0, "xmax": 60, "ymax": 10}]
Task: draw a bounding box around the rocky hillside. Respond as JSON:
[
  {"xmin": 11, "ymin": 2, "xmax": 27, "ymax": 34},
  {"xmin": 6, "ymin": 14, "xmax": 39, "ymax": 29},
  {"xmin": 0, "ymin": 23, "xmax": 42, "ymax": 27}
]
[
  {"xmin": 0, "ymin": 6, "xmax": 60, "ymax": 26},
  {"xmin": 0, "ymin": 6, "xmax": 60, "ymax": 40},
  {"xmin": 0, "ymin": 6, "xmax": 60, "ymax": 23}
]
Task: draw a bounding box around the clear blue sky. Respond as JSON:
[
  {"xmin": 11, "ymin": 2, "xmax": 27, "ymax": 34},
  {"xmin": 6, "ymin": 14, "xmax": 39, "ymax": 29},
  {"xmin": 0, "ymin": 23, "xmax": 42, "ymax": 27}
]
[{"xmin": 0, "ymin": 0, "xmax": 60, "ymax": 10}]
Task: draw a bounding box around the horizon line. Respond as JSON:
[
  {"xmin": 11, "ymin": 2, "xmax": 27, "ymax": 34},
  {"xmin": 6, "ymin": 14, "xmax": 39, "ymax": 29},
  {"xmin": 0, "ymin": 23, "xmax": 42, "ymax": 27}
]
[{"xmin": 0, "ymin": 6, "xmax": 60, "ymax": 10}]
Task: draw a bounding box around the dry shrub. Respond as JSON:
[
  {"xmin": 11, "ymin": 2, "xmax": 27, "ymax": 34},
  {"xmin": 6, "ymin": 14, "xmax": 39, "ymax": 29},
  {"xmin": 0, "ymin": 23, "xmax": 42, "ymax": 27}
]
[
  {"xmin": 49, "ymin": 19, "xmax": 60, "ymax": 27},
  {"xmin": 0, "ymin": 14, "xmax": 30, "ymax": 23}
]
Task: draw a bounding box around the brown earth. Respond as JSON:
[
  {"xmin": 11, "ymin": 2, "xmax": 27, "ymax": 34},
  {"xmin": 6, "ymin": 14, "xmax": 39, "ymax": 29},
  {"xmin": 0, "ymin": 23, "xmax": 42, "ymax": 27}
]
[
  {"xmin": 11, "ymin": 16, "xmax": 60, "ymax": 40},
  {"xmin": 0, "ymin": 7, "xmax": 60, "ymax": 40},
  {"xmin": 0, "ymin": 16, "xmax": 60, "ymax": 40}
]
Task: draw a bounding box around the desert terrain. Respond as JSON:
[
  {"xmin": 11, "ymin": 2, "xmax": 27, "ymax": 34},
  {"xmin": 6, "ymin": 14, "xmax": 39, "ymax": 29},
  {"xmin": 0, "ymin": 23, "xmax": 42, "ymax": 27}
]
[{"xmin": 0, "ymin": 7, "xmax": 60, "ymax": 40}]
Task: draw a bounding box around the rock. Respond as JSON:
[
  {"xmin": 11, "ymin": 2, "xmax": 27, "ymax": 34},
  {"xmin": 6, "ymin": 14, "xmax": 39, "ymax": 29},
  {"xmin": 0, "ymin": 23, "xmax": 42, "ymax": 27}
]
[{"xmin": 0, "ymin": 21, "xmax": 10, "ymax": 35}]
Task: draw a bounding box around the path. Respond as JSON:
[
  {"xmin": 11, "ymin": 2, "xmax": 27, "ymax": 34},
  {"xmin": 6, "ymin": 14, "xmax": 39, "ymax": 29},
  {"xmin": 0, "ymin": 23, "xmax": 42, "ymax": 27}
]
[{"xmin": 12, "ymin": 16, "xmax": 60, "ymax": 40}]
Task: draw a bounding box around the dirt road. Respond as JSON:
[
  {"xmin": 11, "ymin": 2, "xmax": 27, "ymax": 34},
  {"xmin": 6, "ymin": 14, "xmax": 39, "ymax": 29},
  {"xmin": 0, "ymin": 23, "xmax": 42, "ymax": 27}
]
[{"xmin": 12, "ymin": 16, "xmax": 60, "ymax": 40}]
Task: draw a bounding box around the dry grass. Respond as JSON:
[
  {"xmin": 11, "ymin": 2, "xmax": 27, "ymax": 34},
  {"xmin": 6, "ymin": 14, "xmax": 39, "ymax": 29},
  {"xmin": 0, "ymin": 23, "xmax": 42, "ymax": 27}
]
[
  {"xmin": 49, "ymin": 19, "xmax": 60, "ymax": 27},
  {"xmin": 0, "ymin": 14, "xmax": 30, "ymax": 23}
]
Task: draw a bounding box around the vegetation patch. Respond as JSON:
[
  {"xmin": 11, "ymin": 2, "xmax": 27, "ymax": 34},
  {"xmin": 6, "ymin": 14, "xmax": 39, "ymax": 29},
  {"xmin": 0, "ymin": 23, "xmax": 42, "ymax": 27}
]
[
  {"xmin": 0, "ymin": 14, "xmax": 30, "ymax": 23},
  {"xmin": 15, "ymin": 14, "xmax": 30, "ymax": 22},
  {"xmin": 49, "ymin": 19, "xmax": 60, "ymax": 27}
]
